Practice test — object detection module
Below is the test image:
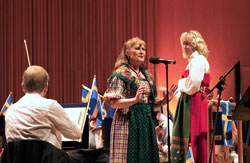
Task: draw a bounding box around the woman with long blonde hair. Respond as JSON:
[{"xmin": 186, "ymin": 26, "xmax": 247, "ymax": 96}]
[{"xmin": 171, "ymin": 30, "xmax": 212, "ymax": 163}]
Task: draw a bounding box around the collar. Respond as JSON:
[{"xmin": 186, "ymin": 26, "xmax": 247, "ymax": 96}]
[
  {"xmin": 25, "ymin": 92, "xmax": 41, "ymax": 97},
  {"xmin": 188, "ymin": 51, "xmax": 199, "ymax": 62},
  {"xmin": 111, "ymin": 64, "xmax": 157, "ymax": 103},
  {"xmin": 113, "ymin": 64, "xmax": 155, "ymax": 90}
]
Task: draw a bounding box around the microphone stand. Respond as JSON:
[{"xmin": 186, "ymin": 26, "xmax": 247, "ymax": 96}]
[
  {"xmin": 165, "ymin": 63, "xmax": 171, "ymax": 163},
  {"xmin": 208, "ymin": 61, "xmax": 239, "ymax": 163},
  {"xmin": 149, "ymin": 57, "xmax": 176, "ymax": 162}
]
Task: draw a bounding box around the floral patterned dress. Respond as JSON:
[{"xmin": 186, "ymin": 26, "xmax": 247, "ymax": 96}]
[{"xmin": 104, "ymin": 64, "xmax": 159, "ymax": 163}]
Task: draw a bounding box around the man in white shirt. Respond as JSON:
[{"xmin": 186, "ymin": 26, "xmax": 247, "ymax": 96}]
[{"xmin": 5, "ymin": 65, "xmax": 82, "ymax": 149}]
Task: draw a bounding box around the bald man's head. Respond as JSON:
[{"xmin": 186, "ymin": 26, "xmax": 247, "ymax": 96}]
[{"xmin": 22, "ymin": 65, "xmax": 49, "ymax": 93}]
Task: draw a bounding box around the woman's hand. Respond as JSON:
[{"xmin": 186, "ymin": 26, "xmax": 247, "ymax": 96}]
[
  {"xmin": 162, "ymin": 84, "xmax": 178, "ymax": 105},
  {"xmin": 134, "ymin": 84, "xmax": 146, "ymax": 104},
  {"xmin": 109, "ymin": 84, "xmax": 146, "ymax": 109}
]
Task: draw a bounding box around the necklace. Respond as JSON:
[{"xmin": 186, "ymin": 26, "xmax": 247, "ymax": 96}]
[{"xmin": 129, "ymin": 66, "xmax": 140, "ymax": 76}]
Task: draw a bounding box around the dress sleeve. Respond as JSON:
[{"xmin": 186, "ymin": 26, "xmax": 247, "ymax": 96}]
[
  {"xmin": 178, "ymin": 56, "xmax": 209, "ymax": 95},
  {"xmin": 104, "ymin": 76, "xmax": 126, "ymax": 103},
  {"xmin": 104, "ymin": 76, "xmax": 131, "ymax": 114}
]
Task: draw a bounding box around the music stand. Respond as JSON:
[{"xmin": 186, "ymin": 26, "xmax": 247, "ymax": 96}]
[
  {"xmin": 61, "ymin": 103, "xmax": 89, "ymax": 150},
  {"xmin": 231, "ymin": 85, "xmax": 250, "ymax": 162},
  {"xmin": 231, "ymin": 85, "xmax": 250, "ymax": 121}
]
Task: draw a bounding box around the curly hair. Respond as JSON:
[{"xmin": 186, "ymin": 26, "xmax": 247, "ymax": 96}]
[
  {"xmin": 180, "ymin": 30, "xmax": 209, "ymax": 59},
  {"xmin": 113, "ymin": 37, "xmax": 147, "ymax": 72}
]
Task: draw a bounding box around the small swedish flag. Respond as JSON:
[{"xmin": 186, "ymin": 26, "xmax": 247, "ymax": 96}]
[{"xmin": 1, "ymin": 92, "xmax": 13, "ymax": 116}]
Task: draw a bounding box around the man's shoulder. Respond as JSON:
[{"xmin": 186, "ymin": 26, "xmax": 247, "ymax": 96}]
[
  {"xmin": 31, "ymin": 95, "xmax": 58, "ymax": 108},
  {"xmin": 19, "ymin": 95, "xmax": 59, "ymax": 109},
  {"xmin": 41, "ymin": 98, "xmax": 61, "ymax": 109}
]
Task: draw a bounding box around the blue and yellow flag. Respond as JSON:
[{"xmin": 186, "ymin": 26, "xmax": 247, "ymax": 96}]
[
  {"xmin": 96, "ymin": 99, "xmax": 103, "ymax": 128},
  {"xmin": 100, "ymin": 103, "xmax": 107, "ymax": 118},
  {"xmin": 88, "ymin": 77, "xmax": 98, "ymax": 117},
  {"xmin": 1, "ymin": 92, "xmax": 13, "ymax": 116},
  {"xmin": 95, "ymin": 99, "xmax": 109, "ymax": 128},
  {"xmin": 221, "ymin": 101, "xmax": 233, "ymax": 146},
  {"xmin": 96, "ymin": 99, "xmax": 102, "ymax": 121},
  {"xmin": 107, "ymin": 106, "xmax": 116, "ymax": 118},
  {"xmin": 186, "ymin": 147, "xmax": 194, "ymax": 163},
  {"xmin": 81, "ymin": 85, "xmax": 90, "ymax": 103},
  {"xmin": 96, "ymin": 119, "xmax": 102, "ymax": 129},
  {"xmin": 85, "ymin": 76, "xmax": 108, "ymax": 128}
]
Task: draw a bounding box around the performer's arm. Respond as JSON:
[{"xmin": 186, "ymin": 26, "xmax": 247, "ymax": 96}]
[
  {"xmin": 154, "ymin": 84, "xmax": 178, "ymax": 108},
  {"xmin": 110, "ymin": 85, "xmax": 146, "ymax": 108}
]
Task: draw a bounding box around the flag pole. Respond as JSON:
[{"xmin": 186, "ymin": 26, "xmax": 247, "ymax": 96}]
[
  {"xmin": 77, "ymin": 76, "xmax": 96, "ymax": 142},
  {"xmin": 82, "ymin": 84, "xmax": 104, "ymax": 99},
  {"xmin": 24, "ymin": 40, "xmax": 31, "ymax": 67},
  {"xmin": 82, "ymin": 84, "xmax": 91, "ymax": 92}
]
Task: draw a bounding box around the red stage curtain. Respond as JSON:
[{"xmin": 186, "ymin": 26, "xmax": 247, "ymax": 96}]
[{"xmin": 0, "ymin": 0, "xmax": 157, "ymax": 104}]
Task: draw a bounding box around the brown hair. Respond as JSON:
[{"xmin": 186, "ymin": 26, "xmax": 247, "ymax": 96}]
[
  {"xmin": 113, "ymin": 37, "xmax": 147, "ymax": 72},
  {"xmin": 22, "ymin": 65, "xmax": 49, "ymax": 93}
]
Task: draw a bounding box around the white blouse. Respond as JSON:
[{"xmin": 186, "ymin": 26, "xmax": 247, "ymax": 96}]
[{"xmin": 178, "ymin": 51, "xmax": 210, "ymax": 95}]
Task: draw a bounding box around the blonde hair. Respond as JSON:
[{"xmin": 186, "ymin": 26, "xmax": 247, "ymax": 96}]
[
  {"xmin": 113, "ymin": 37, "xmax": 147, "ymax": 71},
  {"xmin": 22, "ymin": 65, "xmax": 49, "ymax": 93},
  {"xmin": 180, "ymin": 30, "xmax": 209, "ymax": 59}
]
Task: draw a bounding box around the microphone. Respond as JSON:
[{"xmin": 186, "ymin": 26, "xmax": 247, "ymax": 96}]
[{"xmin": 149, "ymin": 56, "xmax": 176, "ymax": 64}]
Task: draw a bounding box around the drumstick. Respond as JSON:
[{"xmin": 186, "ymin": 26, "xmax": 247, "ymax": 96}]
[{"xmin": 24, "ymin": 40, "xmax": 31, "ymax": 66}]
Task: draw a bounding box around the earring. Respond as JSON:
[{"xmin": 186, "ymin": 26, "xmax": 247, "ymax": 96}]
[{"xmin": 125, "ymin": 54, "xmax": 130, "ymax": 61}]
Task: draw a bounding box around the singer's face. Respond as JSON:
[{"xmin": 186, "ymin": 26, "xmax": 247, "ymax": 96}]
[
  {"xmin": 182, "ymin": 41, "xmax": 195, "ymax": 56},
  {"xmin": 127, "ymin": 43, "xmax": 146, "ymax": 65}
]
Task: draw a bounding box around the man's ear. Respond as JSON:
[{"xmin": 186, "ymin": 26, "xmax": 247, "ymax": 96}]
[
  {"xmin": 42, "ymin": 83, "xmax": 49, "ymax": 97},
  {"xmin": 21, "ymin": 83, "xmax": 26, "ymax": 94},
  {"xmin": 45, "ymin": 83, "xmax": 48, "ymax": 91}
]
